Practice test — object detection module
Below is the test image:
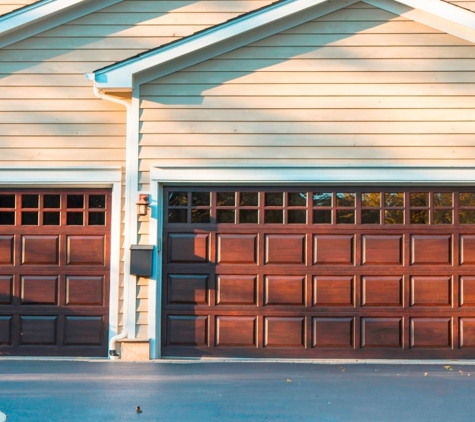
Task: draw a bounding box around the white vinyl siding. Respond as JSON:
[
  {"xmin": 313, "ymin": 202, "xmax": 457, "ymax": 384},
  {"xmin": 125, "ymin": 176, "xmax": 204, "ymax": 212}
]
[{"xmin": 139, "ymin": 2, "xmax": 475, "ymax": 191}]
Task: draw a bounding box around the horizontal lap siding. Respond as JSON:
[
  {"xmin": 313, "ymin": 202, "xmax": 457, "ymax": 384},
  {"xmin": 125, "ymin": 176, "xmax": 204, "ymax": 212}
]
[
  {"xmin": 0, "ymin": 0, "xmax": 38, "ymax": 16},
  {"xmin": 445, "ymin": 1, "xmax": 475, "ymax": 12},
  {"xmin": 0, "ymin": 0, "xmax": 273, "ymax": 337},
  {"xmin": 139, "ymin": 3, "xmax": 475, "ymax": 186}
]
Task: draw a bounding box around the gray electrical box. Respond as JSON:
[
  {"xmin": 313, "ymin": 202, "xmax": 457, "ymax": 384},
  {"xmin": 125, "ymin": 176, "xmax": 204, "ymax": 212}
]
[{"xmin": 130, "ymin": 245, "xmax": 154, "ymax": 277}]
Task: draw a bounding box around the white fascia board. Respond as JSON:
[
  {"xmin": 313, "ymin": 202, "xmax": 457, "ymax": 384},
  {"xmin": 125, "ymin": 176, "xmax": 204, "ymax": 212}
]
[
  {"xmin": 367, "ymin": 0, "xmax": 475, "ymax": 43},
  {"xmin": 90, "ymin": 0, "xmax": 359, "ymax": 89},
  {"xmin": 151, "ymin": 165, "xmax": 475, "ymax": 185},
  {"xmin": 0, "ymin": 0, "xmax": 121, "ymax": 48}
]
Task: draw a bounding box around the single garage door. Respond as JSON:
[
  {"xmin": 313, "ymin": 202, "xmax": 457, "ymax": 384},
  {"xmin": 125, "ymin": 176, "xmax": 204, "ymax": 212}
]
[
  {"xmin": 0, "ymin": 189, "xmax": 110, "ymax": 356},
  {"xmin": 162, "ymin": 186, "xmax": 475, "ymax": 359}
]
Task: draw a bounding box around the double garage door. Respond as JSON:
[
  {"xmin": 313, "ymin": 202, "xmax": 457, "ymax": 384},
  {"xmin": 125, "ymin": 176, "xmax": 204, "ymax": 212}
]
[
  {"xmin": 0, "ymin": 189, "xmax": 110, "ymax": 356},
  {"xmin": 162, "ymin": 186, "xmax": 475, "ymax": 359}
]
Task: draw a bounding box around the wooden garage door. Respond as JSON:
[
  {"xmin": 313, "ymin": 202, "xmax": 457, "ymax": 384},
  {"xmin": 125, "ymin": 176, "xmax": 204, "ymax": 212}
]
[
  {"xmin": 162, "ymin": 187, "xmax": 475, "ymax": 358},
  {"xmin": 0, "ymin": 189, "xmax": 110, "ymax": 356}
]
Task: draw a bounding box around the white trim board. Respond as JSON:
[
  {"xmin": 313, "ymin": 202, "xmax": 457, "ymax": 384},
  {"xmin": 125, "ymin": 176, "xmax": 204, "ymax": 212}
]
[
  {"xmin": 151, "ymin": 166, "xmax": 475, "ymax": 185},
  {"xmin": 89, "ymin": 0, "xmax": 475, "ymax": 89},
  {"xmin": 0, "ymin": 167, "xmax": 123, "ymax": 357}
]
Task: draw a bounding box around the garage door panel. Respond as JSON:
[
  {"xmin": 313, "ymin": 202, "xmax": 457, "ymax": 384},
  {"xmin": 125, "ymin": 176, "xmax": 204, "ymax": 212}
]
[
  {"xmin": 361, "ymin": 276, "xmax": 403, "ymax": 307},
  {"xmin": 0, "ymin": 276, "xmax": 13, "ymax": 304},
  {"xmin": 20, "ymin": 276, "xmax": 58, "ymax": 305},
  {"xmin": 265, "ymin": 235, "xmax": 305, "ymax": 265},
  {"xmin": 0, "ymin": 316, "xmax": 12, "ymax": 345},
  {"xmin": 217, "ymin": 234, "xmax": 256, "ymax": 264},
  {"xmin": 314, "ymin": 276, "xmax": 354, "ymax": 306},
  {"xmin": 216, "ymin": 275, "xmax": 256, "ymax": 305},
  {"xmin": 314, "ymin": 235, "xmax": 354, "ymax": 265},
  {"xmin": 167, "ymin": 274, "xmax": 208, "ymax": 305},
  {"xmin": 460, "ymin": 276, "xmax": 475, "ymax": 306},
  {"xmin": 265, "ymin": 275, "xmax": 305, "ymax": 306},
  {"xmin": 459, "ymin": 318, "xmax": 475, "ymax": 348},
  {"xmin": 168, "ymin": 233, "xmax": 209, "ymax": 263},
  {"xmin": 362, "ymin": 235, "xmax": 402, "ymax": 265},
  {"xmin": 361, "ymin": 318, "xmax": 402, "ymax": 348},
  {"xmin": 215, "ymin": 316, "xmax": 256, "ymax": 347},
  {"xmin": 20, "ymin": 316, "xmax": 57, "ymax": 345},
  {"xmin": 460, "ymin": 235, "xmax": 475, "ymax": 265},
  {"xmin": 313, "ymin": 317, "xmax": 354, "ymax": 348},
  {"xmin": 410, "ymin": 318, "xmax": 452, "ymax": 348},
  {"xmin": 0, "ymin": 236, "xmax": 13, "ymax": 264},
  {"xmin": 411, "ymin": 276, "xmax": 452, "ymax": 307},
  {"xmin": 167, "ymin": 315, "xmax": 208, "ymax": 347},
  {"xmin": 64, "ymin": 316, "xmax": 103, "ymax": 346},
  {"xmin": 66, "ymin": 276, "xmax": 104, "ymax": 306},
  {"xmin": 22, "ymin": 235, "xmax": 58, "ymax": 265},
  {"xmin": 264, "ymin": 317, "xmax": 305, "ymax": 348},
  {"xmin": 411, "ymin": 235, "xmax": 452, "ymax": 265}
]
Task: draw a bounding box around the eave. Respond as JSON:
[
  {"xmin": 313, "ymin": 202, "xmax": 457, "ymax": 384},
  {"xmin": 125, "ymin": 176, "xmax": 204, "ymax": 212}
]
[{"xmin": 86, "ymin": 0, "xmax": 475, "ymax": 90}]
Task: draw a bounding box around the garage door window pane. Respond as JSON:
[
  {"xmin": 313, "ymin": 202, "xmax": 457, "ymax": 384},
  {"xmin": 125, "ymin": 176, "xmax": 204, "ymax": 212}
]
[
  {"xmin": 385, "ymin": 209, "xmax": 403, "ymax": 224},
  {"xmin": 265, "ymin": 193, "xmax": 283, "ymax": 207},
  {"xmin": 460, "ymin": 193, "xmax": 475, "ymax": 207},
  {"xmin": 169, "ymin": 192, "xmax": 187, "ymax": 206},
  {"xmin": 313, "ymin": 210, "xmax": 331, "ymax": 224},
  {"xmin": 362, "ymin": 209, "xmax": 380, "ymax": 224},
  {"xmin": 217, "ymin": 210, "xmax": 235, "ymax": 223},
  {"xmin": 361, "ymin": 193, "xmax": 380, "ymax": 207},
  {"xmin": 336, "ymin": 193, "xmax": 355, "ymax": 207},
  {"xmin": 410, "ymin": 193, "xmax": 429, "ymax": 207},
  {"xmin": 240, "ymin": 192, "xmax": 258, "ymax": 206},
  {"xmin": 22, "ymin": 195, "xmax": 38, "ymax": 208},
  {"xmin": 168, "ymin": 209, "xmax": 187, "ymax": 223},
  {"xmin": 313, "ymin": 193, "xmax": 332, "ymax": 207},
  {"xmin": 191, "ymin": 192, "xmax": 210, "ymax": 206},
  {"xmin": 410, "ymin": 210, "xmax": 429, "ymax": 224},
  {"xmin": 89, "ymin": 195, "xmax": 105, "ymax": 209},
  {"xmin": 434, "ymin": 193, "xmax": 452, "ymax": 207},
  {"xmin": 0, "ymin": 212, "xmax": 14, "ymax": 225},
  {"xmin": 460, "ymin": 210, "xmax": 475, "ymax": 224},
  {"xmin": 67, "ymin": 212, "xmax": 84, "ymax": 225},
  {"xmin": 217, "ymin": 192, "xmax": 235, "ymax": 207},
  {"xmin": 265, "ymin": 210, "xmax": 283, "ymax": 223},
  {"xmin": 22, "ymin": 212, "xmax": 38, "ymax": 225},
  {"xmin": 336, "ymin": 210, "xmax": 354, "ymax": 224},
  {"xmin": 385, "ymin": 193, "xmax": 404, "ymax": 207},
  {"xmin": 67, "ymin": 195, "xmax": 84, "ymax": 209},
  {"xmin": 0, "ymin": 195, "xmax": 15, "ymax": 208},
  {"xmin": 288, "ymin": 193, "xmax": 307, "ymax": 207},
  {"xmin": 44, "ymin": 195, "xmax": 60, "ymax": 209},
  {"xmin": 191, "ymin": 209, "xmax": 210, "ymax": 223},
  {"xmin": 44, "ymin": 212, "xmax": 60, "ymax": 226},
  {"xmin": 434, "ymin": 210, "xmax": 452, "ymax": 224},
  {"xmin": 89, "ymin": 212, "xmax": 105, "ymax": 226},
  {"xmin": 240, "ymin": 210, "xmax": 258, "ymax": 224},
  {"xmin": 288, "ymin": 210, "xmax": 306, "ymax": 224}
]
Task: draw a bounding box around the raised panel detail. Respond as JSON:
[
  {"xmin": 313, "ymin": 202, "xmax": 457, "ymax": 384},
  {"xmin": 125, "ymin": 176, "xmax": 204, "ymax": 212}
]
[
  {"xmin": 217, "ymin": 234, "xmax": 256, "ymax": 264},
  {"xmin": 362, "ymin": 276, "xmax": 403, "ymax": 307},
  {"xmin": 313, "ymin": 317, "xmax": 354, "ymax": 348},
  {"xmin": 361, "ymin": 318, "xmax": 402, "ymax": 348},
  {"xmin": 0, "ymin": 276, "xmax": 12, "ymax": 304},
  {"xmin": 67, "ymin": 236, "xmax": 104, "ymax": 265},
  {"xmin": 0, "ymin": 316, "xmax": 12, "ymax": 345},
  {"xmin": 460, "ymin": 277, "xmax": 475, "ymax": 306},
  {"xmin": 21, "ymin": 276, "xmax": 57, "ymax": 305},
  {"xmin": 460, "ymin": 236, "xmax": 475, "ymax": 265},
  {"xmin": 410, "ymin": 318, "xmax": 452, "ymax": 348},
  {"xmin": 459, "ymin": 318, "xmax": 475, "ymax": 348},
  {"xmin": 314, "ymin": 276, "xmax": 354, "ymax": 306},
  {"xmin": 216, "ymin": 275, "xmax": 256, "ymax": 305},
  {"xmin": 264, "ymin": 317, "xmax": 304, "ymax": 348},
  {"xmin": 167, "ymin": 315, "xmax": 208, "ymax": 347},
  {"xmin": 64, "ymin": 316, "xmax": 103, "ymax": 345},
  {"xmin": 411, "ymin": 235, "xmax": 451, "ymax": 265},
  {"xmin": 314, "ymin": 235, "xmax": 353, "ymax": 265},
  {"xmin": 362, "ymin": 235, "xmax": 402, "ymax": 265},
  {"xmin": 265, "ymin": 276, "xmax": 305, "ymax": 306},
  {"xmin": 168, "ymin": 275, "xmax": 208, "ymax": 305},
  {"xmin": 215, "ymin": 316, "xmax": 256, "ymax": 347},
  {"xmin": 20, "ymin": 316, "xmax": 57, "ymax": 345},
  {"xmin": 265, "ymin": 235, "xmax": 305, "ymax": 264},
  {"xmin": 168, "ymin": 233, "xmax": 209, "ymax": 263},
  {"xmin": 22, "ymin": 236, "xmax": 58, "ymax": 265},
  {"xmin": 66, "ymin": 276, "xmax": 104, "ymax": 306},
  {"xmin": 411, "ymin": 276, "xmax": 452, "ymax": 307},
  {"xmin": 0, "ymin": 236, "xmax": 13, "ymax": 265}
]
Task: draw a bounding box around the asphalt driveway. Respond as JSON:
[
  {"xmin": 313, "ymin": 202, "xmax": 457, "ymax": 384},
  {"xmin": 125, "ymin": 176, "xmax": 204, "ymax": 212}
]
[{"xmin": 0, "ymin": 359, "xmax": 474, "ymax": 421}]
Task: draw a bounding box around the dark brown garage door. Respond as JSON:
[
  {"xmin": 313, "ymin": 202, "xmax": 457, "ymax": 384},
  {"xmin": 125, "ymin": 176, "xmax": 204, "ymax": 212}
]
[
  {"xmin": 162, "ymin": 187, "xmax": 475, "ymax": 359},
  {"xmin": 0, "ymin": 189, "xmax": 110, "ymax": 356}
]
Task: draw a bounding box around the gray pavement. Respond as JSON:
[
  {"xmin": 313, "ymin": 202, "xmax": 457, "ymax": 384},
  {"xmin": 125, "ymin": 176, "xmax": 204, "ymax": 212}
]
[{"xmin": 0, "ymin": 359, "xmax": 474, "ymax": 421}]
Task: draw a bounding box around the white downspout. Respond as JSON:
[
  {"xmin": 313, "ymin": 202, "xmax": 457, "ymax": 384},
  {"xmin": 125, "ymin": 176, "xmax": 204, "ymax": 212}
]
[{"xmin": 92, "ymin": 86, "xmax": 132, "ymax": 359}]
